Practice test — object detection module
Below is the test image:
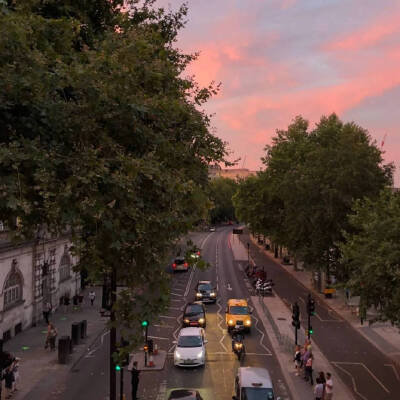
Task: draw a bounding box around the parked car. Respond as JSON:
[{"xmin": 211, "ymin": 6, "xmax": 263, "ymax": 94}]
[
  {"xmin": 173, "ymin": 327, "xmax": 207, "ymax": 367},
  {"xmin": 209, "ymin": 226, "xmax": 216, "ymax": 232},
  {"xmin": 168, "ymin": 389, "xmax": 203, "ymax": 400},
  {"xmin": 182, "ymin": 302, "xmax": 206, "ymax": 327},
  {"xmin": 195, "ymin": 280, "xmax": 217, "ymax": 303},
  {"xmin": 172, "ymin": 256, "xmax": 189, "ymax": 272}
]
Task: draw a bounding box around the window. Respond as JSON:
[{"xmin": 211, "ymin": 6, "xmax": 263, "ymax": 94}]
[
  {"xmin": 4, "ymin": 267, "xmax": 23, "ymax": 308},
  {"xmin": 59, "ymin": 253, "xmax": 71, "ymax": 282}
]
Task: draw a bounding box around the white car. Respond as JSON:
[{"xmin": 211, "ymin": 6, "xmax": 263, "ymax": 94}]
[
  {"xmin": 209, "ymin": 226, "xmax": 215, "ymax": 232},
  {"xmin": 173, "ymin": 327, "xmax": 207, "ymax": 367}
]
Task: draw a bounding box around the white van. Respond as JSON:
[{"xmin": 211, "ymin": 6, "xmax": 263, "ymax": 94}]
[{"xmin": 232, "ymin": 367, "xmax": 279, "ymax": 400}]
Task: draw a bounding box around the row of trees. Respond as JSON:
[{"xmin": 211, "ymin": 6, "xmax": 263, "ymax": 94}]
[
  {"xmin": 233, "ymin": 114, "xmax": 400, "ymax": 324},
  {"xmin": 0, "ymin": 0, "xmax": 226, "ymax": 366}
]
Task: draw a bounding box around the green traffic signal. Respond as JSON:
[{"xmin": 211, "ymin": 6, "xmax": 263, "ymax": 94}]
[
  {"xmin": 115, "ymin": 364, "xmax": 121, "ymax": 371},
  {"xmin": 141, "ymin": 320, "xmax": 149, "ymax": 327},
  {"xmin": 309, "ymin": 327, "xmax": 313, "ymax": 334}
]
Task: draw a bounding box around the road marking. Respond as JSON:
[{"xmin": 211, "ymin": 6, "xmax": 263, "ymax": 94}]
[
  {"xmin": 384, "ymin": 364, "xmax": 400, "ymax": 381},
  {"xmin": 170, "ymin": 292, "xmax": 183, "ymax": 297},
  {"xmin": 251, "ymin": 313, "xmax": 272, "ymax": 355},
  {"xmin": 332, "ymin": 361, "xmax": 390, "ymax": 394},
  {"xmin": 159, "ymin": 315, "xmax": 176, "ymax": 319},
  {"xmin": 156, "ymin": 380, "xmax": 167, "ymax": 400},
  {"xmin": 227, "ymin": 283, "xmax": 232, "ymax": 291},
  {"xmin": 331, "ymin": 362, "xmax": 368, "ymax": 400},
  {"xmin": 153, "ymin": 324, "xmax": 174, "ymax": 329},
  {"xmin": 168, "ymin": 306, "xmax": 182, "ymax": 310},
  {"xmin": 170, "ymin": 299, "xmax": 181, "ymax": 302},
  {"xmin": 148, "ymin": 335, "xmax": 170, "ymax": 341}
]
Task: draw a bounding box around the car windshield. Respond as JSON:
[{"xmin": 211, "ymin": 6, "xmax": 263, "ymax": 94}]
[
  {"xmin": 186, "ymin": 305, "xmax": 203, "ymax": 315},
  {"xmin": 242, "ymin": 387, "xmax": 274, "ymax": 399},
  {"xmin": 230, "ymin": 306, "xmax": 248, "ymax": 315},
  {"xmin": 177, "ymin": 335, "xmax": 203, "ymax": 348},
  {"xmin": 198, "ymin": 284, "xmax": 211, "ymax": 291}
]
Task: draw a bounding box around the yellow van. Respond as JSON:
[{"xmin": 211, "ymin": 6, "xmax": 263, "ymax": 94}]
[{"xmin": 226, "ymin": 299, "xmax": 251, "ymax": 333}]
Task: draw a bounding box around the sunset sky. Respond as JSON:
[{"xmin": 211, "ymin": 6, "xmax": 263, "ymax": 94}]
[{"xmin": 156, "ymin": 0, "xmax": 400, "ymax": 184}]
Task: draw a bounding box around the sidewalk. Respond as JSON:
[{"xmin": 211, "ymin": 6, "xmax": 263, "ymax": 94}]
[
  {"xmin": 249, "ymin": 234, "xmax": 400, "ymax": 368},
  {"xmin": 1, "ymin": 287, "xmax": 107, "ymax": 400}
]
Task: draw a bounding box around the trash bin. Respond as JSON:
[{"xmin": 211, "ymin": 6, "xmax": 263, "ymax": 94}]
[
  {"xmin": 71, "ymin": 322, "xmax": 81, "ymax": 345},
  {"xmin": 58, "ymin": 336, "xmax": 70, "ymax": 364},
  {"xmin": 80, "ymin": 320, "xmax": 87, "ymax": 339}
]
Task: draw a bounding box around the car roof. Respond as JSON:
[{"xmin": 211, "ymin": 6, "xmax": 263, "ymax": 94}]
[
  {"xmin": 198, "ymin": 280, "xmax": 211, "ymax": 285},
  {"xmin": 174, "ymin": 256, "xmax": 186, "ymax": 260},
  {"xmin": 179, "ymin": 327, "xmax": 203, "ymax": 336},
  {"xmin": 228, "ymin": 298, "xmax": 248, "ymax": 306},
  {"xmin": 187, "ymin": 301, "xmax": 203, "ymax": 306},
  {"xmin": 238, "ymin": 367, "xmax": 273, "ymax": 388}
]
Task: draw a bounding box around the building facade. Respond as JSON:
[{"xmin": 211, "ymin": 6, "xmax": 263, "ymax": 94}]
[{"xmin": 0, "ymin": 231, "xmax": 79, "ymax": 341}]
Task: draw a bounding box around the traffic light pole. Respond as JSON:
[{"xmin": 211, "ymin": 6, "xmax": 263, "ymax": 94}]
[
  {"xmin": 144, "ymin": 325, "xmax": 148, "ymax": 367},
  {"xmin": 109, "ymin": 267, "xmax": 117, "ymax": 400},
  {"xmin": 120, "ymin": 368, "xmax": 124, "ymax": 400},
  {"xmin": 307, "ymin": 314, "xmax": 311, "ymax": 340}
]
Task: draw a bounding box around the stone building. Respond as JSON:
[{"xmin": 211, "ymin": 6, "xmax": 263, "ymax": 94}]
[{"xmin": 0, "ymin": 227, "xmax": 79, "ymax": 341}]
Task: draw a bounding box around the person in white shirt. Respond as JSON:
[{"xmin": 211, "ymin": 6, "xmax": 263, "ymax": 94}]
[
  {"xmin": 325, "ymin": 372, "xmax": 333, "ymax": 399},
  {"xmin": 314, "ymin": 378, "xmax": 324, "ymax": 400},
  {"xmin": 89, "ymin": 290, "xmax": 96, "ymax": 306}
]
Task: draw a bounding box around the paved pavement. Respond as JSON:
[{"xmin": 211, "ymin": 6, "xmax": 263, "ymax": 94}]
[
  {"xmin": 242, "ymin": 231, "xmax": 400, "ymax": 400},
  {"xmin": 1, "ymin": 287, "xmax": 107, "ymax": 400}
]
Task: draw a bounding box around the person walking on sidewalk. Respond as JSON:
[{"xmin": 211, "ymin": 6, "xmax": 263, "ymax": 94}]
[
  {"xmin": 314, "ymin": 377, "xmax": 324, "ymax": 400},
  {"xmin": 11, "ymin": 358, "xmax": 20, "ymax": 393},
  {"xmin": 89, "ymin": 290, "xmax": 96, "ymax": 306},
  {"xmin": 131, "ymin": 361, "xmax": 140, "ymax": 400},
  {"xmin": 43, "ymin": 301, "xmax": 52, "ymax": 324},
  {"xmin": 325, "ymin": 372, "xmax": 333, "ymax": 399},
  {"xmin": 304, "ymin": 353, "xmax": 314, "ymax": 385},
  {"xmin": 294, "ymin": 345, "xmax": 302, "ymax": 376},
  {"xmin": 45, "ymin": 323, "xmax": 58, "ymax": 351},
  {"xmin": 318, "ymin": 371, "xmax": 326, "ymax": 398}
]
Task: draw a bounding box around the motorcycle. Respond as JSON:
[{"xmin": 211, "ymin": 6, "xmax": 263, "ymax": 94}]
[{"xmin": 232, "ymin": 331, "xmax": 245, "ymax": 361}]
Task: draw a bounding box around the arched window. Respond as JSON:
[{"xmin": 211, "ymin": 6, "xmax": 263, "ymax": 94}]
[
  {"xmin": 59, "ymin": 253, "xmax": 71, "ymax": 282},
  {"xmin": 4, "ymin": 263, "xmax": 23, "ymax": 308}
]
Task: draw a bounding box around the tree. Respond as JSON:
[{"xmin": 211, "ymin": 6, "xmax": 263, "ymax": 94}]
[
  {"xmin": 0, "ymin": 0, "xmax": 226, "ymax": 368},
  {"xmin": 208, "ymin": 177, "xmax": 238, "ymax": 223},
  {"xmin": 339, "ymin": 189, "xmax": 400, "ymax": 325}
]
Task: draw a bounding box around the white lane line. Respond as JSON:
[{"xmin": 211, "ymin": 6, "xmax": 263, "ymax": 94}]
[
  {"xmin": 153, "ymin": 324, "xmax": 174, "ymax": 329},
  {"xmin": 227, "ymin": 283, "xmax": 232, "ymax": 291},
  {"xmin": 170, "ymin": 299, "xmax": 181, "ymax": 302},
  {"xmin": 333, "ymin": 361, "xmax": 390, "ymax": 394},
  {"xmin": 251, "ymin": 313, "xmax": 272, "ymax": 355},
  {"xmin": 169, "ymin": 306, "xmax": 182, "ymax": 310},
  {"xmin": 184, "ymin": 265, "xmax": 196, "ymax": 297},
  {"xmin": 331, "ymin": 362, "xmax": 368, "ymax": 400},
  {"xmin": 159, "ymin": 315, "xmax": 176, "ymax": 319},
  {"xmin": 148, "ymin": 335, "xmax": 170, "ymax": 341},
  {"xmin": 170, "ymin": 292, "xmax": 183, "ymax": 297},
  {"xmin": 384, "ymin": 364, "xmax": 400, "ymax": 381}
]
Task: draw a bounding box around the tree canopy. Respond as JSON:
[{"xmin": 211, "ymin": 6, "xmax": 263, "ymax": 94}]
[
  {"xmin": 234, "ymin": 114, "xmax": 393, "ymax": 277},
  {"xmin": 208, "ymin": 177, "xmax": 238, "ymax": 223},
  {"xmin": 339, "ymin": 189, "xmax": 400, "ymax": 325},
  {"xmin": 0, "ymin": 0, "xmax": 226, "ymax": 353}
]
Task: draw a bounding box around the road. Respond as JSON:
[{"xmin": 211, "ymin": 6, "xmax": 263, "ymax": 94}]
[
  {"xmin": 58, "ymin": 226, "xmax": 292, "ymax": 400},
  {"xmin": 240, "ymin": 231, "xmax": 400, "ymax": 400}
]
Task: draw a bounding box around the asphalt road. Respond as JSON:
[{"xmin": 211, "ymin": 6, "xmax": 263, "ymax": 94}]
[
  {"xmin": 240, "ymin": 231, "xmax": 400, "ymax": 400},
  {"xmin": 57, "ymin": 226, "xmax": 292, "ymax": 400}
]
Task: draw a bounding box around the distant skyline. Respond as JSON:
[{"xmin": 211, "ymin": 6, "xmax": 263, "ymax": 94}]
[{"xmin": 156, "ymin": 0, "xmax": 400, "ymax": 184}]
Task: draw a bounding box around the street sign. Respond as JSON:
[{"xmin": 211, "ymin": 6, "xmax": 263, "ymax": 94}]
[{"xmin": 233, "ymin": 228, "xmax": 243, "ymax": 234}]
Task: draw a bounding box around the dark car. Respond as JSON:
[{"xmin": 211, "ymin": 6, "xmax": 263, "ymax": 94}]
[
  {"xmin": 182, "ymin": 302, "xmax": 206, "ymax": 328},
  {"xmin": 168, "ymin": 389, "xmax": 203, "ymax": 400},
  {"xmin": 195, "ymin": 280, "xmax": 217, "ymax": 303}
]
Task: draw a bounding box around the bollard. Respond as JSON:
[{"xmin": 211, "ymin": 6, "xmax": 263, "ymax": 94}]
[
  {"xmin": 71, "ymin": 322, "xmax": 81, "ymax": 345},
  {"xmin": 80, "ymin": 320, "xmax": 87, "ymax": 339},
  {"xmin": 148, "ymin": 354, "xmax": 155, "ymax": 367},
  {"xmin": 58, "ymin": 336, "xmax": 70, "ymax": 364}
]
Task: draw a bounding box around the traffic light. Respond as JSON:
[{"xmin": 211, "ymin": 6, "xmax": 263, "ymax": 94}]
[
  {"xmin": 292, "ymin": 302, "xmax": 300, "ymax": 329},
  {"xmin": 307, "ymin": 295, "xmax": 316, "ymax": 316},
  {"xmin": 308, "ymin": 326, "xmax": 313, "ymax": 335},
  {"xmin": 115, "ymin": 364, "xmax": 121, "ymax": 371},
  {"xmin": 141, "ymin": 320, "xmax": 149, "ymax": 328},
  {"xmin": 143, "ymin": 344, "xmax": 149, "ymax": 352}
]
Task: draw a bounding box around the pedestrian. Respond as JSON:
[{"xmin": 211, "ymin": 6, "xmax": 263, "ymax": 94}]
[
  {"xmin": 314, "ymin": 377, "xmax": 324, "ymax": 400},
  {"xmin": 45, "ymin": 323, "xmax": 58, "ymax": 351},
  {"xmin": 304, "ymin": 353, "xmax": 314, "ymax": 385},
  {"xmin": 325, "ymin": 372, "xmax": 333, "ymax": 399},
  {"xmin": 63, "ymin": 294, "xmax": 70, "ymax": 313},
  {"xmin": 89, "ymin": 290, "xmax": 96, "ymax": 306},
  {"xmin": 131, "ymin": 361, "xmax": 140, "ymax": 400},
  {"xmin": 318, "ymin": 371, "xmax": 326, "ymax": 398},
  {"xmin": 302, "ymin": 345, "xmax": 311, "ymax": 375},
  {"xmin": 43, "ymin": 301, "xmax": 52, "ymax": 324},
  {"xmin": 11, "ymin": 358, "xmax": 20, "ymax": 393},
  {"xmin": 294, "ymin": 345, "xmax": 302, "ymax": 376},
  {"xmin": 4, "ymin": 364, "xmax": 14, "ymax": 399}
]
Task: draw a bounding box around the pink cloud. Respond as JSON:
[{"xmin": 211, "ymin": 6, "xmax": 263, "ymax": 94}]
[{"xmin": 324, "ymin": 13, "xmax": 400, "ymax": 51}]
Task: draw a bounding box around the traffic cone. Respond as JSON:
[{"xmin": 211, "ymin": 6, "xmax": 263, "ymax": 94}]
[
  {"xmin": 153, "ymin": 343, "xmax": 158, "ymax": 355},
  {"xmin": 148, "ymin": 354, "xmax": 155, "ymax": 367}
]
